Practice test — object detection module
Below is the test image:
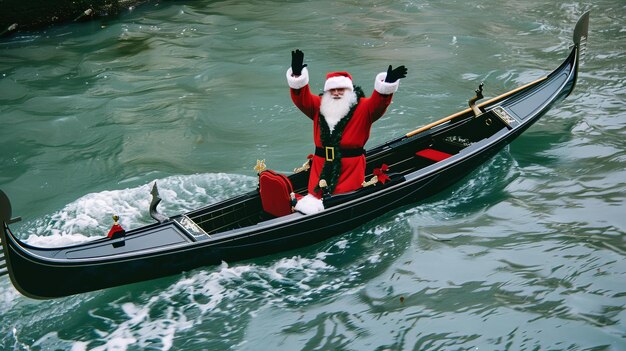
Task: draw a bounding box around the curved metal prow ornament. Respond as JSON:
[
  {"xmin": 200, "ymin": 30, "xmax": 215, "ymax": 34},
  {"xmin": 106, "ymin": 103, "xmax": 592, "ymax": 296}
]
[
  {"xmin": 468, "ymin": 82, "xmax": 485, "ymax": 117},
  {"xmin": 573, "ymin": 11, "xmax": 590, "ymax": 60},
  {"xmin": 149, "ymin": 182, "xmax": 169, "ymax": 224}
]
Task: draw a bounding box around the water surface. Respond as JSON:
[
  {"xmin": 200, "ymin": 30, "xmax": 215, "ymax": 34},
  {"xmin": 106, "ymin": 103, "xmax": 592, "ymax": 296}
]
[{"xmin": 1, "ymin": 1, "xmax": 624, "ymax": 350}]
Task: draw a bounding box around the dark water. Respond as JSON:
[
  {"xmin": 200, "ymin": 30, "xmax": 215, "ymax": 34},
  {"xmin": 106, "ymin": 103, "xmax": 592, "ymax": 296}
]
[{"xmin": 1, "ymin": 1, "xmax": 624, "ymax": 350}]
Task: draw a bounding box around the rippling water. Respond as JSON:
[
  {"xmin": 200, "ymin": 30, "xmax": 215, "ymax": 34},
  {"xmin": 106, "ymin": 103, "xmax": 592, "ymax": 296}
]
[{"xmin": 1, "ymin": 1, "xmax": 624, "ymax": 350}]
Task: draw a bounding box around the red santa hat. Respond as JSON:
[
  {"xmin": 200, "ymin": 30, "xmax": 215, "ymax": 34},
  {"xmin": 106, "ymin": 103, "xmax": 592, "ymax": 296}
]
[{"xmin": 324, "ymin": 71, "xmax": 354, "ymax": 92}]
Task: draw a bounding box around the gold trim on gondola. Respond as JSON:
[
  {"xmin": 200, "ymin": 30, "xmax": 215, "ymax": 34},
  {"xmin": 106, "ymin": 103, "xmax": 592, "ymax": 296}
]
[
  {"xmin": 405, "ymin": 76, "xmax": 548, "ymax": 138},
  {"xmin": 492, "ymin": 106, "xmax": 517, "ymax": 127},
  {"xmin": 361, "ymin": 175, "xmax": 379, "ymax": 188},
  {"xmin": 254, "ymin": 159, "xmax": 267, "ymax": 174},
  {"xmin": 293, "ymin": 159, "xmax": 311, "ymax": 173}
]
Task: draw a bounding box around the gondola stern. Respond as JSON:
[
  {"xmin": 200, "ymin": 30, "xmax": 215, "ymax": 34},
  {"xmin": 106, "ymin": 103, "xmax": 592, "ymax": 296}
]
[
  {"xmin": 0, "ymin": 223, "xmax": 41, "ymax": 299},
  {"xmin": 0, "ymin": 189, "xmax": 45, "ymax": 299},
  {"xmin": 0, "ymin": 189, "xmax": 16, "ymax": 276}
]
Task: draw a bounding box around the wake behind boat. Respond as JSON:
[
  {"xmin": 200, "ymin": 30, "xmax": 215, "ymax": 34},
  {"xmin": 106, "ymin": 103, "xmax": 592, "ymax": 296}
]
[{"xmin": 0, "ymin": 12, "xmax": 589, "ymax": 299}]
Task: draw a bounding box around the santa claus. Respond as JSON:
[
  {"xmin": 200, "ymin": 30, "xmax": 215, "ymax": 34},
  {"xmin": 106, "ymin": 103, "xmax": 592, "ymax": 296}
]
[{"xmin": 286, "ymin": 49, "xmax": 407, "ymax": 214}]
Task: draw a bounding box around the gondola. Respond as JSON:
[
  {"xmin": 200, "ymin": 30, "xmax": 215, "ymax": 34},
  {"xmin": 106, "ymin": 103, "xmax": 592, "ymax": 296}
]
[{"xmin": 0, "ymin": 12, "xmax": 589, "ymax": 299}]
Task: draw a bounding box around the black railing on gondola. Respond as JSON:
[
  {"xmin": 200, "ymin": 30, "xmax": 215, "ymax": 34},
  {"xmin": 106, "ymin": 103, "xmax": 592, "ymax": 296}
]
[{"xmin": 0, "ymin": 247, "xmax": 6, "ymax": 277}]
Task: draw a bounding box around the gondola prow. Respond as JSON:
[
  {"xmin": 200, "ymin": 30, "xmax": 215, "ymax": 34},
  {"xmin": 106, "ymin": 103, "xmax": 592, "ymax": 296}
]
[{"xmin": 149, "ymin": 182, "xmax": 169, "ymax": 224}]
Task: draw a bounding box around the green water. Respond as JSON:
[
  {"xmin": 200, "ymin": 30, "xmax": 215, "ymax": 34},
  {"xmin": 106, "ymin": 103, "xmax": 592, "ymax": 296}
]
[{"xmin": 1, "ymin": 1, "xmax": 624, "ymax": 350}]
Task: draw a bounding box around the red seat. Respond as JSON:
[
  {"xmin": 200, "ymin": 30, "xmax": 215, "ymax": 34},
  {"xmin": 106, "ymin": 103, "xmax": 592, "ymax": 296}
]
[
  {"xmin": 416, "ymin": 148, "xmax": 452, "ymax": 162},
  {"xmin": 259, "ymin": 170, "xmax": 301, "ymax": 217}
]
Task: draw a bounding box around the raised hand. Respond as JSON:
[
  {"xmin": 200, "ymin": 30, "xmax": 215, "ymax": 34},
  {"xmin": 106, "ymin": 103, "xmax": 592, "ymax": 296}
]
[
  {"xmin": 291, "ymin": 49, "xmax": 307, "ymax": 76},
  {"xmin": 384, "ymin": 65, "xmax": 408, "ymax": 83}
]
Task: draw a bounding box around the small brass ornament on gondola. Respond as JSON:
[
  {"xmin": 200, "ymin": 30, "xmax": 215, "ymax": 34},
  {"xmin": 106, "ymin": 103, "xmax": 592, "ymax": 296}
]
[
  {"xmin": 254, "ymin": 159, "xmax": 267, "ymax": 174},
  {"xmin": 362, "ymin": 164, "xmax": 390, "ymax": 187},
  {"xmin": 107, "ymin": 214, "xmax": 126, "ymax": 242},
  {"xmin": 361, "ymin": 175, "xmax": 378, "ymax": 187}
]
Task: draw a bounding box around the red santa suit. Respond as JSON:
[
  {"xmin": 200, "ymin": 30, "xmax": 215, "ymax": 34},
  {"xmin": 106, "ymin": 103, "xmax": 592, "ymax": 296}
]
[{"xmin": 286, "ymin": 68, "xmax": 400, "ymax": 203}]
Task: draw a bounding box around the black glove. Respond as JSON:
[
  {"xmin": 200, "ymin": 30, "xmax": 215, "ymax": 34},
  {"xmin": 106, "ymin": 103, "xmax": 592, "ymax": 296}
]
[
  {"xmin": 384, "ymin": 65, "xmax": 408, "ymax": 83},
  {"xmin": 291, "ymin": 49, "xmax": 307, "ymax": 76}
]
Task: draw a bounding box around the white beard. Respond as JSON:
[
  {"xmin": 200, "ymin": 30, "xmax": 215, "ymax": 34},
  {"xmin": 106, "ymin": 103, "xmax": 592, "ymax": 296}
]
[{"xmin": 319, "ymin": 90, "xmax": 358, "ymax": 132}]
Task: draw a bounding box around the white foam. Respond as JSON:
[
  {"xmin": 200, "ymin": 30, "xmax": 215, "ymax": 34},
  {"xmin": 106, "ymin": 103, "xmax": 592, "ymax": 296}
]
[
  {"xmin": 334, "ymin": 239, "xmax": 349, "ymax": 249},
  {"xmin": 66, "ymin": 252, "xmax": 341, "ymax": 349},
  {"xmin": 22, "ymin": 173, "xmax": 256, "ymax": 247},
  {"xmin": 16, "ymin": 172, "xmax": 413, "ymax": 350},
  {"xmin": 71, "ymin": 341, "xmax": 88, "ymax": 351},
  {"xmin": 16, "ymin": 218, "xmax": 415, "ymax": 351},
  {"xmin": 0, "ymin": 281, "xmax": 20, "ymax": 311}
]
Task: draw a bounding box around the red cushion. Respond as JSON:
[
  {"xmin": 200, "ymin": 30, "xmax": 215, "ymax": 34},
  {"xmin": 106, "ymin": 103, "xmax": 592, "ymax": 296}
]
[
  {"xmin": 416, "ymin": 148, "xmax": 452, "ymax": 162},
  {"xmin": 259, "ymin": 170, "xmax": 295, "ymax": 217}
]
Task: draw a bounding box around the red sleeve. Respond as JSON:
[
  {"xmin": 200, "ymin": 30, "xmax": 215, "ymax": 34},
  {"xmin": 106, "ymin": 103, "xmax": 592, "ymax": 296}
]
[
  {"xmin": 290, "ymin": 85, "xmax": 321, "ymax": 121},
  {"xmin": 359, "ymin": 90, "xmax": 394, "ymax": 124}
]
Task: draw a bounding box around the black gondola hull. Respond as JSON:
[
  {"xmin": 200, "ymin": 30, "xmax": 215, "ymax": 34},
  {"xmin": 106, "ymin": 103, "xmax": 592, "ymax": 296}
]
[{"xmin": 0, "ymin": 12, "xmax": 588, "ymax": 299}]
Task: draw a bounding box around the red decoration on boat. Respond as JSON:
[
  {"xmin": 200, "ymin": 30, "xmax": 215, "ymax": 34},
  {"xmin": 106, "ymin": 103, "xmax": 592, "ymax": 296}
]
[
  {"xmin": 259, "ymin": 170, "xmax": 303, "ymax": 217},
  {"xmin": 373, "ymin": 164, "xmax": 390, "ymax": 184},
  {"xmin": 107, "ymin": 215, "xmax": 125, "ymax": 239},
  {"xmin": 415, "ymin": 148, "xmax": 452, "ymax": 162}
]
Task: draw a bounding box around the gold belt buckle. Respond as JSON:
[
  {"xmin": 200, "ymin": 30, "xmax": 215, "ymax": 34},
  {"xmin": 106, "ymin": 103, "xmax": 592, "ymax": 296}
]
[{"xmin": 325, "ymin": 146, "xmax": 335, "ymax": 161}]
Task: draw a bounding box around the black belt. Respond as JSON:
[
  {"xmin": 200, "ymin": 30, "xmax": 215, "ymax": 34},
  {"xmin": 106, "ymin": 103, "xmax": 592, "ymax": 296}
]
[{"xmin": 315, "ymin": 146, "xmax": 365, "ymax": 162}]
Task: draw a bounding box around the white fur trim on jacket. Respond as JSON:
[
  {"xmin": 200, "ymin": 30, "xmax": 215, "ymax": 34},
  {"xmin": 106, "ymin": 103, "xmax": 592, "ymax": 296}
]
[
  {"xmin": 294, "ymin": 193, "xmax": 324, "ymax": 215},
  {"xmin": 286, "ymin": 67, "xmax": 309, "ymax": 90},
  {"xmin": 374, "ymin": 72, "xmax": 399, "ymax": 95}
]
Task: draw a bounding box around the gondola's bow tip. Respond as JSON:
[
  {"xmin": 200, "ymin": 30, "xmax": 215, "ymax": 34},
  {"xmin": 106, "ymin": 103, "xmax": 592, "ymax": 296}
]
[{"xmin": 573, "ymin": 11, "xmax": 590, "ymax": 49}]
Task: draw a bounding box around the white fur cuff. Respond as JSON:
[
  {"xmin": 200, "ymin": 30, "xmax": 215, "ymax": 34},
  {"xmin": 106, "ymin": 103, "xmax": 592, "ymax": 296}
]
[
  {"xmin": 374, "ymin": 72, "xmax": 399, "ymax": 95},
  {"xmin": 295, "ymin": 193, "xmax": 324, "ymax": 215},
  {"xmin": 287, "ymin": 67, "xmax": 309, "ymax": 89}
]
